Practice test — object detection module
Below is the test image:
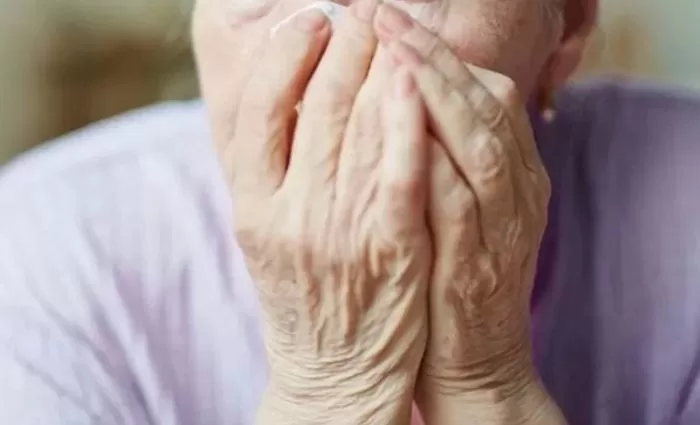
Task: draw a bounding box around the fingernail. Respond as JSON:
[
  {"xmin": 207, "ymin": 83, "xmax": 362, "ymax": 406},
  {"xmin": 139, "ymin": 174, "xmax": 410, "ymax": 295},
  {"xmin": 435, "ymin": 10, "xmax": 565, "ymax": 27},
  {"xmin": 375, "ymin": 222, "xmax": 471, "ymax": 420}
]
[
  {"xmin": 393, "ymin": 67, "xmax": 416, "ymax": 98},
  {"xmin": 292, "ymin": 8, "xmax": 329, "ymax": 32},
  {"xmin": 375, "ymin": 4, "xmax": 413, "ymax": 36},
  {"xmin": 352, "ymin": 0, "xmax": 379, "ymax": 22}
]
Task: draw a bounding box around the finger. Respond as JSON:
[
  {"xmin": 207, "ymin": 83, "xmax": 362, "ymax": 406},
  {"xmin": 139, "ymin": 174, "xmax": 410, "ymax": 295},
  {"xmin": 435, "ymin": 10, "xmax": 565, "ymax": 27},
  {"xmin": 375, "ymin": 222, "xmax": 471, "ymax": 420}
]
[
  {"xmin": 374, "ymin": 4, "xmax": 473, "ymax": 95},
  {"xmin": 382, "ymin": 15, "xmax": 547, "ymax": 232},
  {"xmin": 335, "ymin": 45, "xmax": 395, "ymax": 204},
  {"xmin": 373, "ymin": 4, "xmax": 519, "ymax": 150},
  {"xmin": 286, "ymin": 0, "xmax": 380, "ymax": 188},
  {"xmin": 230, "ymin": 8, "xmax": 330, "ymax": 194},
  {"xmin": 399, "ymin": 45, "xmax": 517, "ymax": 250},
  {"xmin": 429, "ymin": 141, "xmax": 478, "ymax": 239},
  {"xmin": 428, "ymin": 141, "xmax": 480, "ymax": 274},
  {"xmin": 382, "ymin": 19, "xmax": 541, "ymax": 233},
  {"xmin": 375, "ymin": 7, "xmax": 545, "ymax": 214},
  {"xmin": 469, "ymin": 65, "xmax": 550, "ymax": 190},
  {"xmin": 378, "ymin": 67, "xmax": 429, "ymax": 241},
  {"xmin": 469, "ymin": 65, "xmax": 551, "ymax": 233}
]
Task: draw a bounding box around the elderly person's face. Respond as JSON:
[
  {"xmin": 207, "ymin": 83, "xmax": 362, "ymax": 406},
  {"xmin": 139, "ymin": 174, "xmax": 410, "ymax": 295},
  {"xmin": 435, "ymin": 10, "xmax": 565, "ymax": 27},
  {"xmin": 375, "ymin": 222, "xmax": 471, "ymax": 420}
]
[{"xmin": 192, "ymin": 0, "xmax": 595, "ymax": 144}]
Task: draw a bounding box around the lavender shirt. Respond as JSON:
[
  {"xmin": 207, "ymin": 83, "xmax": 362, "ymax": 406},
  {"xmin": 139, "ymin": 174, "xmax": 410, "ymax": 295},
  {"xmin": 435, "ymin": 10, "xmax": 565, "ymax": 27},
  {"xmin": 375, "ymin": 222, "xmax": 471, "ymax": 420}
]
[{"xmin": 0, "ymin": 79, "xmax": 699, "ymax": 425}]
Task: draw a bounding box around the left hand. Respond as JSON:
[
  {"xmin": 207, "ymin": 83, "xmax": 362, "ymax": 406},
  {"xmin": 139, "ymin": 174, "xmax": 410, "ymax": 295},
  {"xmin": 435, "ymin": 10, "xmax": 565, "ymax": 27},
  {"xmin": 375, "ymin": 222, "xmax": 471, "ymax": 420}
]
[{"xmin": 372, "ymin": 3, "xmax": 554, "ymax": 421}]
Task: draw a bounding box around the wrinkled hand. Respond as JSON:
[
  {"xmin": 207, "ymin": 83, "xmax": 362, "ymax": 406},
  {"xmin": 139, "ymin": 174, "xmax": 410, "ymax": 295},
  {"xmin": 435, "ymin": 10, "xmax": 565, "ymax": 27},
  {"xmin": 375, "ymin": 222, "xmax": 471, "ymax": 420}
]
[
  {"xmin": 373, "ymin": 3, "xmax": 554, "ymax": 421},
  {"xmin": 209, "ymin": 1, "xmax": 433, "ymax": 423}
]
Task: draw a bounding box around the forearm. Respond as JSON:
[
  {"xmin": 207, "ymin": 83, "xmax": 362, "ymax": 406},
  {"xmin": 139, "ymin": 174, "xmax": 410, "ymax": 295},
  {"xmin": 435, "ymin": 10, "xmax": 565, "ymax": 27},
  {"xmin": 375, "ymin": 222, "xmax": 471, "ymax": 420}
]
[{"xmin": 256, "ymin": 372, "xmax": 416, "ymax": 425}]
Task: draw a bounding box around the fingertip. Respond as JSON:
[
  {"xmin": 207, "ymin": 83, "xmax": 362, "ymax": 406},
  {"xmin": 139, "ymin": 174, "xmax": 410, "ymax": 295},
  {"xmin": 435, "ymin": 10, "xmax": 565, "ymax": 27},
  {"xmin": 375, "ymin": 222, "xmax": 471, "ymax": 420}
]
[
  {"xmin": 292, "ymin": 8, "xmax": 329, "ymax": 32},
  {"xmin": 270, "ymin": 6, "xmax": 330, "ymax": 37},
  {"xmin": 235, "ymin": 7, "xmax": 332, "ymax": 195}
]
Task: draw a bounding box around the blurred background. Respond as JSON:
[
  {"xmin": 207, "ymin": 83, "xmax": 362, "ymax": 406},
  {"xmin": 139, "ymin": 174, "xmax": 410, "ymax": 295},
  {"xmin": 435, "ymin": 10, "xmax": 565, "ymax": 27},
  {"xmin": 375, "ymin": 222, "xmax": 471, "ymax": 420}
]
[{"xmin": 1, "ymin": 0, "xmax": 699, "ymax": 165}]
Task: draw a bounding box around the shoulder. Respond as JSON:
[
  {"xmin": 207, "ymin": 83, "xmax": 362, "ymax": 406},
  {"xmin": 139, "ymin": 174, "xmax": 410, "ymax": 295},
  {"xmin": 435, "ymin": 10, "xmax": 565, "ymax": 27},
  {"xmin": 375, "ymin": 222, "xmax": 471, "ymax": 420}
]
[
  {"xmin": 558, "ymin": 78, "xmax": 700, "ymax": 211},
  {"xmin": 1, "ymin": 100, "xmax": 221, "ymax": 199},
  {"xmin": 562, "ymin": 77, "xmax": 700, "ymax": 106},
  {"xmin": 559, "ymin": 77, "xmax": 700, "ymax": 119},
  {"xmin": 0, "ymin": 100, "xmax": 261, "ymax": 322},
  {"xmin": 544, "ymin": 78, "xmax": 700, "ymax": 205},
  {"xmin": 557, "ymin": 78, "xmax": 700, "ymax": 155},
  {"xmin": 0, "ymin": 102, "xmax": 266, "ymax": 424},
  {"xmin": 0, "ymin": 101, "xmax": 231, "ymax": 262},
  {"xmin": 0, "ymin": 101, "xmax": 242, "ymax": 301},
  {"xmin": 538, "ymin": 79, "xmax": 700, "ymax": 424}
]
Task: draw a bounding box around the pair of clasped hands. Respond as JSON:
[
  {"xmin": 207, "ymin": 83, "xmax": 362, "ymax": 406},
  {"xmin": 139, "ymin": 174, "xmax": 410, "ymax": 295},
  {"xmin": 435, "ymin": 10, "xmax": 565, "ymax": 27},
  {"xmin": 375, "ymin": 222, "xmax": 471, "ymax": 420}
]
[{"xmin": 223, "ymin": 0, "xmax": 560, "ymax": 423}]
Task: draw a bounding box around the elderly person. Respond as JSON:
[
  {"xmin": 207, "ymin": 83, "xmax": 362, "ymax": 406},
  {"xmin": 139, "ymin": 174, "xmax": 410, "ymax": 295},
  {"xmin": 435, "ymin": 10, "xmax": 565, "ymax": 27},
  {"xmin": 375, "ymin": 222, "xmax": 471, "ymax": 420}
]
[{"xmin": 1, "ymin": 0, "xmax": 699, "ymax": 424}]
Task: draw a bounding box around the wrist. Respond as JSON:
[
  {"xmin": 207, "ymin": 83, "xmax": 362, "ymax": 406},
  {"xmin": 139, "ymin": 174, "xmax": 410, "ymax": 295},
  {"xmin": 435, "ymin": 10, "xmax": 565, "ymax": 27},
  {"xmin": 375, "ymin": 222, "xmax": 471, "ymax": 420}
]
[
  {"xmin": 258, "ymin": 370, "xmax": 416, "ymax": 425},
  {"xmin": 418, "ymin": 333, "xmax": 533, "ymax": 396},
  {"xmin": 416, "ymin": 368, "xmax": 566, "ymax": 425},
  {"xmin": 264, "ymin": 326, "xmax": 425, "ymax": 397}
]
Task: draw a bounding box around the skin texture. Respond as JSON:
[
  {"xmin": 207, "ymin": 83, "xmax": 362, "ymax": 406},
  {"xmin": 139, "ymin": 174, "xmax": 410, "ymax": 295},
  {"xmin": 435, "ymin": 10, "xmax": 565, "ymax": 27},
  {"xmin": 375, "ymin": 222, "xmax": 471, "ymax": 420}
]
[
  {"xmin": 370, "ymin": 7, "xmax": 566, "ymax": 423},
  {"xmin": 192, "ymin": 0, "xmax": 597, "ymax": 423},
  {"xmin": 231, "ymin": 3, "xmax": 431, "ymax": 423},
  {"xmin": 372, "ymin": 4, "xmax": 552, "ymax": 409}
]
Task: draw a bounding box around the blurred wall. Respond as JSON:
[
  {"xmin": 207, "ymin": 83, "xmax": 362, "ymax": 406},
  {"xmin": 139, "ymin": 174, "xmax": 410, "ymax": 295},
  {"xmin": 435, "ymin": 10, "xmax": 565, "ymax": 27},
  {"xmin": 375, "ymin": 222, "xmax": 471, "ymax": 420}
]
[
  {"xmin": 578, "ymin": 0, "xmax": 700, "ymax": 89},
  {"xmin": 1, "ymin": 0, "xmax": 699, "ymax": 164},
  {"xmin": 0, "ymin": 0, "xmax": 197, "ymax": 163}
]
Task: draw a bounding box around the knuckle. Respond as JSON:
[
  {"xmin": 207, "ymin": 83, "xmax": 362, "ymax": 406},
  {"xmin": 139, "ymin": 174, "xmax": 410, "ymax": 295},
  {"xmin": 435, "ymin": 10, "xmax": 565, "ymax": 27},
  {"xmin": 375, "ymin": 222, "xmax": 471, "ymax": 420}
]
[
  {"xmin": 467, "ymin": 65, "xmax": 521, "ymax": 113},
  {"xmin": 484, "ymin": 107, "xmax": 508, "ymax": 132},
  {"xmin": 433, "ymin": 70, "xmax": 456, "ymax": 102},
  {"xmin": 472, "ymin": 132, "xmax": 508, "ymax": 175},
  {"xmin": 488, "ymin": 74, "xmax": 520, "ymax": 110},
  {"xmin": 403, "ymin": 24, "xmax": 442, "ymax": 60}
]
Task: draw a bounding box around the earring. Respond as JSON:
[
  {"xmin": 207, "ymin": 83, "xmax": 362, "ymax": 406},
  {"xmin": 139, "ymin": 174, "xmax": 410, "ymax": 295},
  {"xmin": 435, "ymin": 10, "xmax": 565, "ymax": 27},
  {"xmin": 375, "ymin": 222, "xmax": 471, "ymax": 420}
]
[{"xmin": 538, "ymin": 86, "xmax": 557, "ymax": 123}]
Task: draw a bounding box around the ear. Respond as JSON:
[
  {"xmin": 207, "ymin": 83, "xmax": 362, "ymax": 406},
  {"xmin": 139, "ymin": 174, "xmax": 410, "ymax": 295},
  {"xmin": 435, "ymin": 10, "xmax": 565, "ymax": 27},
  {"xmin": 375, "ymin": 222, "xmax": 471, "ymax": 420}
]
[{"xmin": 542, "ymin": 0, "xmax": 598, "ymax": 87}]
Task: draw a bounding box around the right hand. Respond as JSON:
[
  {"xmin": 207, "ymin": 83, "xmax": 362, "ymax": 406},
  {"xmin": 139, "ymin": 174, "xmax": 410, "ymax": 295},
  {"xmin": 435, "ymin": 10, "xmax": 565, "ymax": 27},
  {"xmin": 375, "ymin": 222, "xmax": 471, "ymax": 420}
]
[{"xmin": 209, "ymin": 0, "xmax": 433, "ymax": 422}]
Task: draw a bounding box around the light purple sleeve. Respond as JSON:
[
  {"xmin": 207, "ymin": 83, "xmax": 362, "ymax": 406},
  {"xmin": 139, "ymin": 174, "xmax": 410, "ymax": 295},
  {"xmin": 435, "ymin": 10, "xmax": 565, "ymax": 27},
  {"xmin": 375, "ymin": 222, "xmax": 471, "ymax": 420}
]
[
  {"xmin": 533, "ymin": 79, "xmax": 700, "ymax": 425},
  {"xmin": 0, "ymin": 103, "xmax": 268, "ymax": 424}
]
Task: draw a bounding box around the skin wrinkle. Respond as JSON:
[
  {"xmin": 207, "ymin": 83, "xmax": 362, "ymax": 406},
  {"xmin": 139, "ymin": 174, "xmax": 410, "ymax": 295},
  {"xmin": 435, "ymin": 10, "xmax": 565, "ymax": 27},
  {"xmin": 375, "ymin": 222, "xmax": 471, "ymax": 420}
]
[
  {"xmin": 392, "ymin": 27, "xmax": 558, "ymax": 421},
  {"xmin": 219, "ymin": 7, "xmax": 432, "ymax": 422},
  {"xmin": 193, "ymin": 0, "xmax": 579, "ymax": 423}
]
